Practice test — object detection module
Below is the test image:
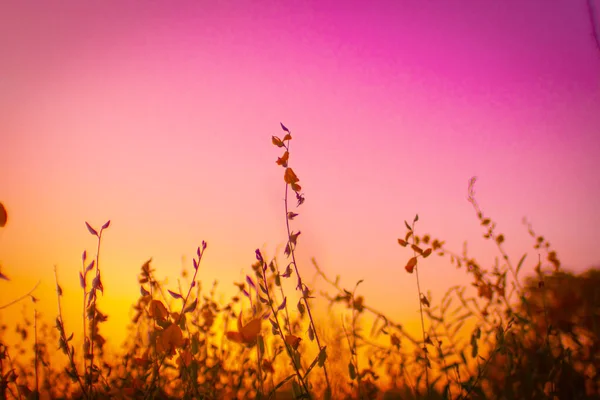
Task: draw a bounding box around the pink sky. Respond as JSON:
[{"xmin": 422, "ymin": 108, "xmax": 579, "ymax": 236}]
[{"xmin": 1, "ymin": 1, "xmax": 599, "ymax": 348}]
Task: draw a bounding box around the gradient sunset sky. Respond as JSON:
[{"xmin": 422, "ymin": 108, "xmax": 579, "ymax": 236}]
[{"xmin": 1, "ymin": 1, "xmax": 599, "ymax": 349}]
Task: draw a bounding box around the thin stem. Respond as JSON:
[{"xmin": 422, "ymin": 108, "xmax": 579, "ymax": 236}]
[
  {"xmin": 312, "ymin": 258, "xmax": 420, "ymax": 345},
  {"xmin": 54, "ymin": 266, "xmax": 87, "ymax": 398},
  {"xmin": 260, "ymin": 264, "xmax": 311, "ymax": 398},
  {"xmin": 88, "ymin": 229, "xmax": 104, "ymax": 393},
  {"xmin": 144, "ymin": 244, "xmax": 206, "ymax": 400},
  {"xmin": 81, "ymin": 256, "xmax": 88, "ymax": 368},
  {"xmin": 282, "ymin": 135, "xmax": 332, "ymax": 392},
  {"xmin": 411, "ymin": 222, "xmax": 430, "ymax": 398},
  {"xmin": 0, "ymin": 281, "xmax": 40, "ymax": 310},
  {"xmin": 34, "ymin": 309, "xmax": 39, "ymax": 398},
  {"xmin": 350, "ymin": 284, "xmax": 361, "ymax": 398},
  {"xmin": 467, "ymin": 177, "xmax": 522, "ymax": 293}
]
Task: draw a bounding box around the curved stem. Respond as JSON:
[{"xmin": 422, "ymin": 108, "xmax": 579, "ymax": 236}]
[{"xmin": 282, "ymin": 135, "xmax": 332, "ymax": 392}]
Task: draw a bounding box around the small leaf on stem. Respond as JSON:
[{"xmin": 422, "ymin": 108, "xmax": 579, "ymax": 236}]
[
  {"xmin": 86, "ymin": 261, "xmax": 95, "ymax": 273},
  {"xmin": 411, "ymin": 244, "xmax": 423, "ymax": 254},
  {"xmin": 85, "ymin": 222, "xmax": 98, "ymax": 237},
  {"xmin": 0, "ymin": 202, "xmax": 7, "ymax": 227},
  {"xmin": 284, "ymin": 168, "xmax": 299, "ymax": 184},
  {"xmin": 272, "ymin": 136, "xmax": 285, "ymax": 148},
  {"xmin": 285, "ymin": 334, "xmax": 301, "ymax": 350},
  {"xmin": 0, "ymin": 270, "xmax": 9, "ymax": 281},
  {"xmin": 277, "ymin": 297, "xmax": 287, "ymax": 311},
  {"xmin": 183, "ymin": 299, "xmax": 198, "ymax": 313},
  {"xmin": 296, "ymin": 192, "xmax": 305, "ymax": 206},
  {"xmin": 317, "ymin": 346, "xmax": 327, "ymax": 366},
  {"xmin": 246, "ymin": 275, "xmax": 256, "ymax": 289},
  {"xmin": 405, "ymin": 257, "xmax": 417, "ymax": 273},
  {"xmin": 168, "ymin": 290, "xmax": 183, "ymax": 300},
  {"xmin": 276, "ymin": 151, "xmax": 289, "ymax": 166}
]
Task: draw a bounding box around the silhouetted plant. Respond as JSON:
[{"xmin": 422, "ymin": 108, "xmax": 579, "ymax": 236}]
[{"xmin": 0, "ymin": 130, "xmax": 595, "ymax": 399}]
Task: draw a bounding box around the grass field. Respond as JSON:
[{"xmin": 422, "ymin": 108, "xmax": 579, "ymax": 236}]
[{"xmin": 0, "ymin": 124, "xmax": 597, "ymax": 399}]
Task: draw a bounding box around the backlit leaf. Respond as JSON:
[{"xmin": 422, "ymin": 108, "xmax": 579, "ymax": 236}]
[
  {"xmin": 280, "ymin": 122, "xmax": 289, "ymax": 132},
  {"xmin": 86, "ymin": 261, "xmax": 95, "ymax": 273},
  {"xmin": 92, "ymin": 274, "xmax": 104, "ymax": 294},
  {"xmin": 183, "ymin": 299, "xmax": 198, "ymax": 313},
  {"xmin": 149, "ymin": 300, "xmax": 169, "ymax": 321},
  {"xmin": 0, "ymin": 202, "xmax": 7, "ymax": 227},
  {"xmin": 0, "ymin": 269, "xmax": 10, "ymax": 281},
  {"xmin": 276, "ymin": 151, "xmax": 289, "ymax": 166},
  {"xmin": 516, "ymin": 254, "xmax": 527, "ymax": 276},
  {"xmin": 272, "ymin": 136, "xmax": 285, "ymax": 148},
  {"xmin": 405, "ymin": 257, "xmax": 418, "ymax": 273},
  {"xmin": 284, "ymin": 168, "xmax": 299, "ymax": 184},
  {"xmin": 226, "ymin": 331, "xmax": 243, "ymax": 342},
  {"xmin": 259, "ymin": 283, "xmax": 268, "ymax": 295},
  {"xmin": 411, "ymin": 244, "xmax": 423, "ymax": 254},
  {"xmin": 226, "ymin": 315, "xmax": 262, "ymax": 346},
  {"xmin": 296, "ymin": 192, "xmax": 305, "ymax": 206},
  {"xmin": 289, "ymin": 231, "xmax": 301, "ymax": 245},
  {"xmin": 277, "ymin": 297, "xmax": 287, "ymax": 311},
  {"xmin": 85, "ymin": 222, "xmax": 98, "ymax": 237},
  {"xmin": 240, "ymin": 317, "xmax": 261, "ymax": 343},
  {"xmin": 167, "ymin": 290, "xmax": 182, "ymax": 300},
  {"xmin": 423, "ymin": 248, "xmax": 433, "ymax": 258},
  {"xmin": 297, "ymin": 300, "xmax": 306, "ymax": 315},
  {"xmin": 285, "ymin": 334, "xmax": 301, "ymax": 350},
  {"xmin": 157, "ymin": 323, "xmax": 184, "ymax": 355},
  {"xmin": 348, "ymin": 362, "xmax": 356, "ymax": 379},
  {"xmin": 317, "ymin": 346, "xmax": 327, "ymax": 367},
  {"xmin": 101, "ymin": 220, "xmax": 111, "ymax": 230}
]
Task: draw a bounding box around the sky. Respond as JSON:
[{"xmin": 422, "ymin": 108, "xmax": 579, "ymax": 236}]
[{"xmin": 1, "ymin": 0, "xmax": 599, "ymax": 351}]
